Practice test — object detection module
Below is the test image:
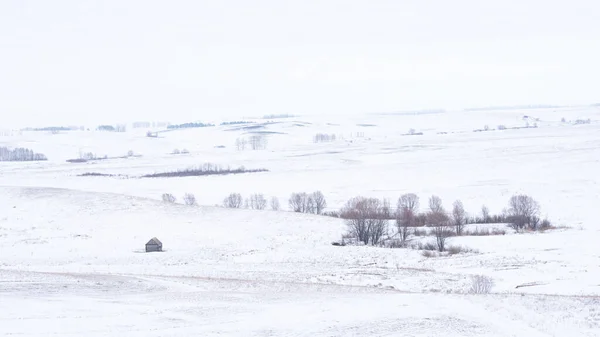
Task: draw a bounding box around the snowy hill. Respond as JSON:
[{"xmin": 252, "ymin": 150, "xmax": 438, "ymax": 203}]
[{"xmin": 2, "ymin": 106, "xmax": 600, "ymax": 336}]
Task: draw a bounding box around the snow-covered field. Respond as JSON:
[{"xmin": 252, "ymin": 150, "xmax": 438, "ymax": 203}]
[{"xmin": 1, "ymin": 106, "xmax": 600, "ymax": 336}]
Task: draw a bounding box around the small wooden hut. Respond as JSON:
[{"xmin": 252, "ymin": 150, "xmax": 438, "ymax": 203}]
[{"xmin": 145, "ymin": 237, "xmax": 163, "ymax": 252}]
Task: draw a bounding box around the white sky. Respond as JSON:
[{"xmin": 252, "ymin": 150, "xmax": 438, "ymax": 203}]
[{"xmin": 1, "ymin": 0, "xmax": 599, "ymax": 127}]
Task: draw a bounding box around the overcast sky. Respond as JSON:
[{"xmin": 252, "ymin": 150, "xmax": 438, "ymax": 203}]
[{"xmin": 1, "ymin": 0, "xmax": 599, "ymax": 127}]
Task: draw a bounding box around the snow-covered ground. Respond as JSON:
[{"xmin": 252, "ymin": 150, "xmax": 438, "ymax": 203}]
[{"xmin": 1, "ymin": 106, "xmax": 600, "ymax": 336}]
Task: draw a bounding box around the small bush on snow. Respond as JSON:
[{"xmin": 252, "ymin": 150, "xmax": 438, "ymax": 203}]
[
  {"xmin": 447, "ymin": 245, "xmax": 479, "ymax": 255},
  {"xmin": 421, "ymin": 250, "xmax": 437, "ymax": 258},
  {"xmin": 469, "ymin": 275, "xmax": 494, "ymax": 294},
  {"xmin": 162, "ymin": 193, "xmax": 176, "ymax": 203},
  {"xmin": 183, "ymin": 193, "xmax": 197, "ymax": 206}
]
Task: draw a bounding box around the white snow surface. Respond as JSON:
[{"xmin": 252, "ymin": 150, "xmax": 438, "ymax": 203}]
[{"xmin": 1, "ymin": 107, "xmax": 600, "ymax": 336}]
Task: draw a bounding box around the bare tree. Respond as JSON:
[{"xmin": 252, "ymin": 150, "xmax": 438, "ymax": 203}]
[
  {"xmin": 162, "ymin": 193, "xmax": 176, "ymax": 203},
  {"xmin": 396, "ymin": 193, "xmax": 420, "ymax": 244},
  {"xmin": 506, "ymin": 194, "xmax": 541, "ymax": 230},
  {"xmin": 398, "ymin": 193, "xmax": 419, "ymax": 213},
  {"xmin": 311, "ymin": 191, "xmax": 327, "ymax": 214},
  {"xmin": 235, "ymin": 137, "xmax": 247, "ymax": 151},
  {"xmin": 270, "ymin": 196, "xmax": 280, "ymax": 211},
  {"xmin": 249, "ymin": 135, "xmax": 267, "ymax": 150},
  {"xmin": 452, "ymin": 200, "xmax": 466, "ymax": 235},
  {"xmin": 246, "ymin": 193, "xmax": 267, "ymax": 210},
  {"xmin": 381, "ymin": 198, "xmax": 392, "ymax": 219},
  {"xmin": 426, "ymin": 195, "xmax": 450, "ymax": 251},
  {"xmin": 433, "ymin": 226, "xmax": 453, "ymax": 252},
  {"xmin": 223, "ymin": 193, "xmax": 243, "ymax": 208},
  {"xmin": 428, "ymin": 195, "xmax": 444, "ymax": 213},
  {"xmin": 342, "ymin": 197, "xmax": 388, "ymax": 245},
  {"xmin": 183, "ymin": 193, "xmax": 197, "ymax": 206},
  {"xmin": 481, "ymin": 205, "xmax": 490, "ymax": 223},
  {"xmin": 427, "ymin": 195, "xmax": 448, "ymax": 226},
  {"xmin": 288, "ymin": 192, "xmax": 315, "ymax": 213}
]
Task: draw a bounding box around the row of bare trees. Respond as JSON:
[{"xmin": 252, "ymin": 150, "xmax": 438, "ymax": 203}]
[
  {"xmin": 340, "ymin": 193, "xmax": 546, "ymax": 251},
  {"xmin": 223, "ymin": 193, "xmax": 281, "ymax": 210},
  {"xmin": 235, "ymin": 135, "xmax": 268, "ymax": 150},
  {"xmin": 313, "ymin": 133, "xmax": 337, "ymax": 143},
  {"xmin": 0, "ymin": 147, "xmax": 47, "ymax": 161},
  {"xmin": 220, "ymin": 191, "xmax": 328, "ymax": 214},
  {"xmin": 288, "ymin": 191, "xmax": 327, "ymax": 214}
]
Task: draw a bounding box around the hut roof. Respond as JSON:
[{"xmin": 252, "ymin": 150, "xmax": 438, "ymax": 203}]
[{"xmin": 146, "ymin": 237, "xmax": 162, "ymax": 245}]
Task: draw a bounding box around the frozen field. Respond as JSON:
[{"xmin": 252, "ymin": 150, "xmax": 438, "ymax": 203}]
[{"xmin": 1, "ymin": 106, "xmax": 600, "ymax": 336}]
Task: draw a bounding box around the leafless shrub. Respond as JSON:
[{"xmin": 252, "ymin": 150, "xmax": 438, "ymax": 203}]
[
  {"xmin": 181, "ymin": 148, "xmax": 189, "ymax": 154},
  {"xmin": 497, "ymin": 125, "xmax": 507, "ymax": 130},
  {"xmin": 463, "ymin": 227, "xmax": 506, "ymax": 236},
  {"xmin": 183, "ymin": 193, "xmax": 197, "ymax": 206},
  {"xmin": 311, "ymin": 191, "xmax": 327, "ymax": 214},
  {"xmin": 574, "ymin": 118, "xmax": 591, "ymax": 125},
  {"xmin": 172, "ymin": 149, "xmax": 181, "ymax": 154},
  {"xmin": 452, "ymin": 200, "xmax": 466, "ymax": 235},
  {"xmin": 421, "ymin": 250, "xmax": 437, "ymax": 258},
  {"xmin": 539, "ymin": 218, "xmax": 553, "ymax": 230},
  {"xmin": 288, "ymin": 192, "xmax": 315, "ymax": 213},
  {"xmin": 447, "ymin": 245, "xmax": 462, "ymax": 255},
  {"xmin": 384, "ymin": 239, "xmax": 407, "ymax": 249},
  {"xmin": 447, "ymin": 245, "xmax": 478, "ymax": 255},
  {"xmin": 469, "ymin": 275, "xmax": 494, "ymax": 294},
  {"xmin": 413, "ymin": 228, "xmax": 428, "ymax": 237},
  {"xmin": 323, "ymin": 211, "xmax": 340, "ymax": 218},
  {"xmin": 246, "ymin": 193, "xmax": 267, "ymax": 210},
  {"xmin": 270, "ymin": 196, "xmax": 280, "ymax": 211},
  {"xmin": 342, "ymin": 196, "xmax": 389, "ymax": 246},
  {"xmin": 223, "ymin": 193, "xmax": 243, "ymax": 208},
  {"xmin": 127, "ymin": 150, "xmax": 135, "ymax": 157},
  {"xmin": 413, "ymin": 241, "xmax": 438, "ymax": 251},
  {"xmin": 506, "ymin": 194, "xmax": 541, "ymax": 231},
  {"xmin": 162, "ymin": 193, "xmax": 176, "ymax": 203}
]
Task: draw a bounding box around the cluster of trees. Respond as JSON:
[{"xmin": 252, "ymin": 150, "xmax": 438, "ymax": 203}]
[
  {"xmin": 167, "ymin": 122, "xmax": 215, "ymax": 130},
  {"xmin": 235, "ymin": 135, "xmax": 268, "ymax": 150},
  {"xmin": 222, "ymin": 193, "xmax": 280, "ymax": 210},
  {"xmin": 288, "ymin": 191, "xmax": 327, "ymax": 214},
  {"xmin": 171, "ymin": 148, "xmax": 190, "ymax": 155},
  {"xmin": 313, "ymin": 133, "xmax": 337, "ymax": 143},
  {"xmin": 143, "ymin": 164, "xmax": 268, "ymax": 178},
  {"xmin": 221, "ymin": 191, "xmax": 328, "ymax": 214},
  {"xmin": 133, "ymin": 121, "xmax": 152, "ymax": 128},
  {"xmin": 96, "ymin": 124, "xmax": 127, "ymax": 132},
  {"xmin": 0, "ymin": 147, "xmax": 47, "ymax": 162},
  {"xmin": 339, "ymin": 193, "xmax": 549, "ymax": 252},
  {"xmin": 262, "ymin": 114, "xmax": 295, "ymax": 119}
]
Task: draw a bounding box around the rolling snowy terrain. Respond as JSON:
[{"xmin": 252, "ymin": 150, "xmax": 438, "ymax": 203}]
[{"xmin": 1, "ymin": 106, "xmax": 600, "ymax": 336}]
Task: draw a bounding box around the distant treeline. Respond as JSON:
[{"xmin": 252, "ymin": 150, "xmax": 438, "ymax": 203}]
[
  {"xmin": 167, "ymin": 122, "xmax": 215, "ymax": 130},
  {"xmin": 0, "ymin": 147, "xmax": 47, "ymax": 162},
  {"xmin": 466, "ymin": 105, "xmax": 562, "ymax": 111},
  {"xmin": 21, "ymin": 126, "xmax": 82, "ymax": 132},
  {"xmin": 220, "ymin": 121, "xmax": 255, "ymax": 126}
]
